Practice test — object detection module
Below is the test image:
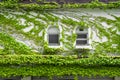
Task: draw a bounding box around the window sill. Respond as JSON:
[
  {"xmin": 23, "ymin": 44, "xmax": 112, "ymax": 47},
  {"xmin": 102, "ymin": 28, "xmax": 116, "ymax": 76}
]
[
  {"xmin": 75, "ymin": 45, "xmax": 92, "ymax": 49},
  {"xmin": 48, "ymin": 45, "xmax": 61, "ymax": 48}
]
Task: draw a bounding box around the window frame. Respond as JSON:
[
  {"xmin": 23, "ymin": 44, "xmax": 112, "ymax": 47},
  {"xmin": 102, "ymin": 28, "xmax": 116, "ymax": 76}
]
[
  {"xmin": 47, "ymin": 27, "xmax": 60, "ymax": 47},
  {"xmin": 75, "ymin": 27, "xmax": 89, "ymax": 46}
]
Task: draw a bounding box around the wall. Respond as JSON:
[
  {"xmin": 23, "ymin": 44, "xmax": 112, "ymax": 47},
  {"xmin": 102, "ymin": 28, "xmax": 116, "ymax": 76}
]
[
  {"xmin": 32, "ymin": 76, "xmax": 114, "ymax": 80},
  {"xmin": 0, "ymin": 8, "xmax": 120, "ymax": 54}
]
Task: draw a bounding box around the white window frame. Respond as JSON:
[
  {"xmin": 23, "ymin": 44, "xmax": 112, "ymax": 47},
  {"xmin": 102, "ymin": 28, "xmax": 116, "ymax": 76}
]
[
  {"xmin": 75, "ymin": 27, "xmax": 92, "ymax": 49},
  {"xmin": 47, "ymin": 27, "xmax": 61, "ymax": 48}
]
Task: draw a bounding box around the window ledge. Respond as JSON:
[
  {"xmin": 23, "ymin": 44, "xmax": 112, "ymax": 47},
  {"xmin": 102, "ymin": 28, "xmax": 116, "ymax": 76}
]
[
  {"xmin": 48, "ymin": 45, "xmax": 61, "ymax": 48},
  {"xmin": 75, "ymin": 45, "xmax": 92, "ymax": 49}
]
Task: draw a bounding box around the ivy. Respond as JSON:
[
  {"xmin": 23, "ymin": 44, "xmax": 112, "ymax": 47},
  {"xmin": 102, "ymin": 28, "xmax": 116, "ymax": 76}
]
[
  {"xmin": 0, "ymin": 0, "xmax": 120, "ymax": 79},
  {"xmin": 0, "ymin": 55, "xmax": 120, "ymax": 66},
  {"xmin": 0, "ymin": 0, "xmax": 120, "ymax": 10},
  {"xmin": 43, "ymin": 47, "xmax": 64, "ymax": 55},
  {"xmin": 0, "ymin": 32, "xmax": 32, "ymax": 55},
  {"xmin": 0, "ymin": 55, "xmax": 119, "ymax": 78},
  {"xmin": 1, "ymin": 66, "xmax": 120, "ymax": 78}
]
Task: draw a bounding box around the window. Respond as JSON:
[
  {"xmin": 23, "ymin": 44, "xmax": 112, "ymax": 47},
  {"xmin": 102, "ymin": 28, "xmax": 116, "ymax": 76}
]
[
  {"xmin": 76, "ymin": 27, "xmax": 88, "ymax": 45},
  {"xmin": 48, "ymin": 27, "xmax": 59, "ymax": 46}
]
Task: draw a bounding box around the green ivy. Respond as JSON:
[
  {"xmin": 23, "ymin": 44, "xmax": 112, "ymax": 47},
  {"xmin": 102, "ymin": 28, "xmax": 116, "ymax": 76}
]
[
  {"xmin": 0, "ymin": 0, "xmax": 120, "ymax": 10},
  {"xmin": 0, "ymin": 1, "xmax": 120, "ymax": 79},
  {"xmin": 43, "ymin": 47, "xmax": 64, "ymax": 55},
  {"xmin": 0, "ymin": 55, "xmax": 120, "ymax": 78},
  {"xmin": 0, "ymin": 55, "xmax": 120, "ymax": 67},
  {"xmin": 0, "ymin": 32, "xmax": 32, "ymax": 55}
]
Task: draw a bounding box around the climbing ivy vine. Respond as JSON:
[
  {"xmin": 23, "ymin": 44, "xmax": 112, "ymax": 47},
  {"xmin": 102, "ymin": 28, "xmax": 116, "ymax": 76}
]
[
  {"xmin": 0, "ymin": 0, "xmax": 120, "ymax": 10},
  {"xmin": 0, "ymin": 32, "xmax": 32, "ymax": 55},
  {"xmin": 0, "ymin": 0, "xmax": 120, "ymax": 79}
]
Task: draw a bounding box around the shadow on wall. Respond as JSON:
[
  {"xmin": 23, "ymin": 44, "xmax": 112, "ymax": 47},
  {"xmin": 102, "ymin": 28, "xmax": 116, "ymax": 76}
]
[
  {"xmin": 52, "ymin": 76, "xmax": 114, "ymax": 80},
  {"xmin": 3, "ymin": 76, "xmax": 114, "ymax": 80},
  {"xmin": 0, "ymin": 77, "xmax": 21, "ymax": 80}
]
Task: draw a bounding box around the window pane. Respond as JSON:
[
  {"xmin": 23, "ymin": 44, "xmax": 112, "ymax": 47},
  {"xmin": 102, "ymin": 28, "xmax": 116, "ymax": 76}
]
[
  {"xmin": 77, "ymin": 34, "xmax": 87, "ymax": 38},
  {"xmin": 49, "ymin": 34, "xmax": 59, "ymax": 44},
  {"xmin": 79, "ymin": 28, "xmax": 84, "ymax": 31},
  {"xmin": 76, "ymin": 40, "xmax": 87, "ymax": 45}
]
